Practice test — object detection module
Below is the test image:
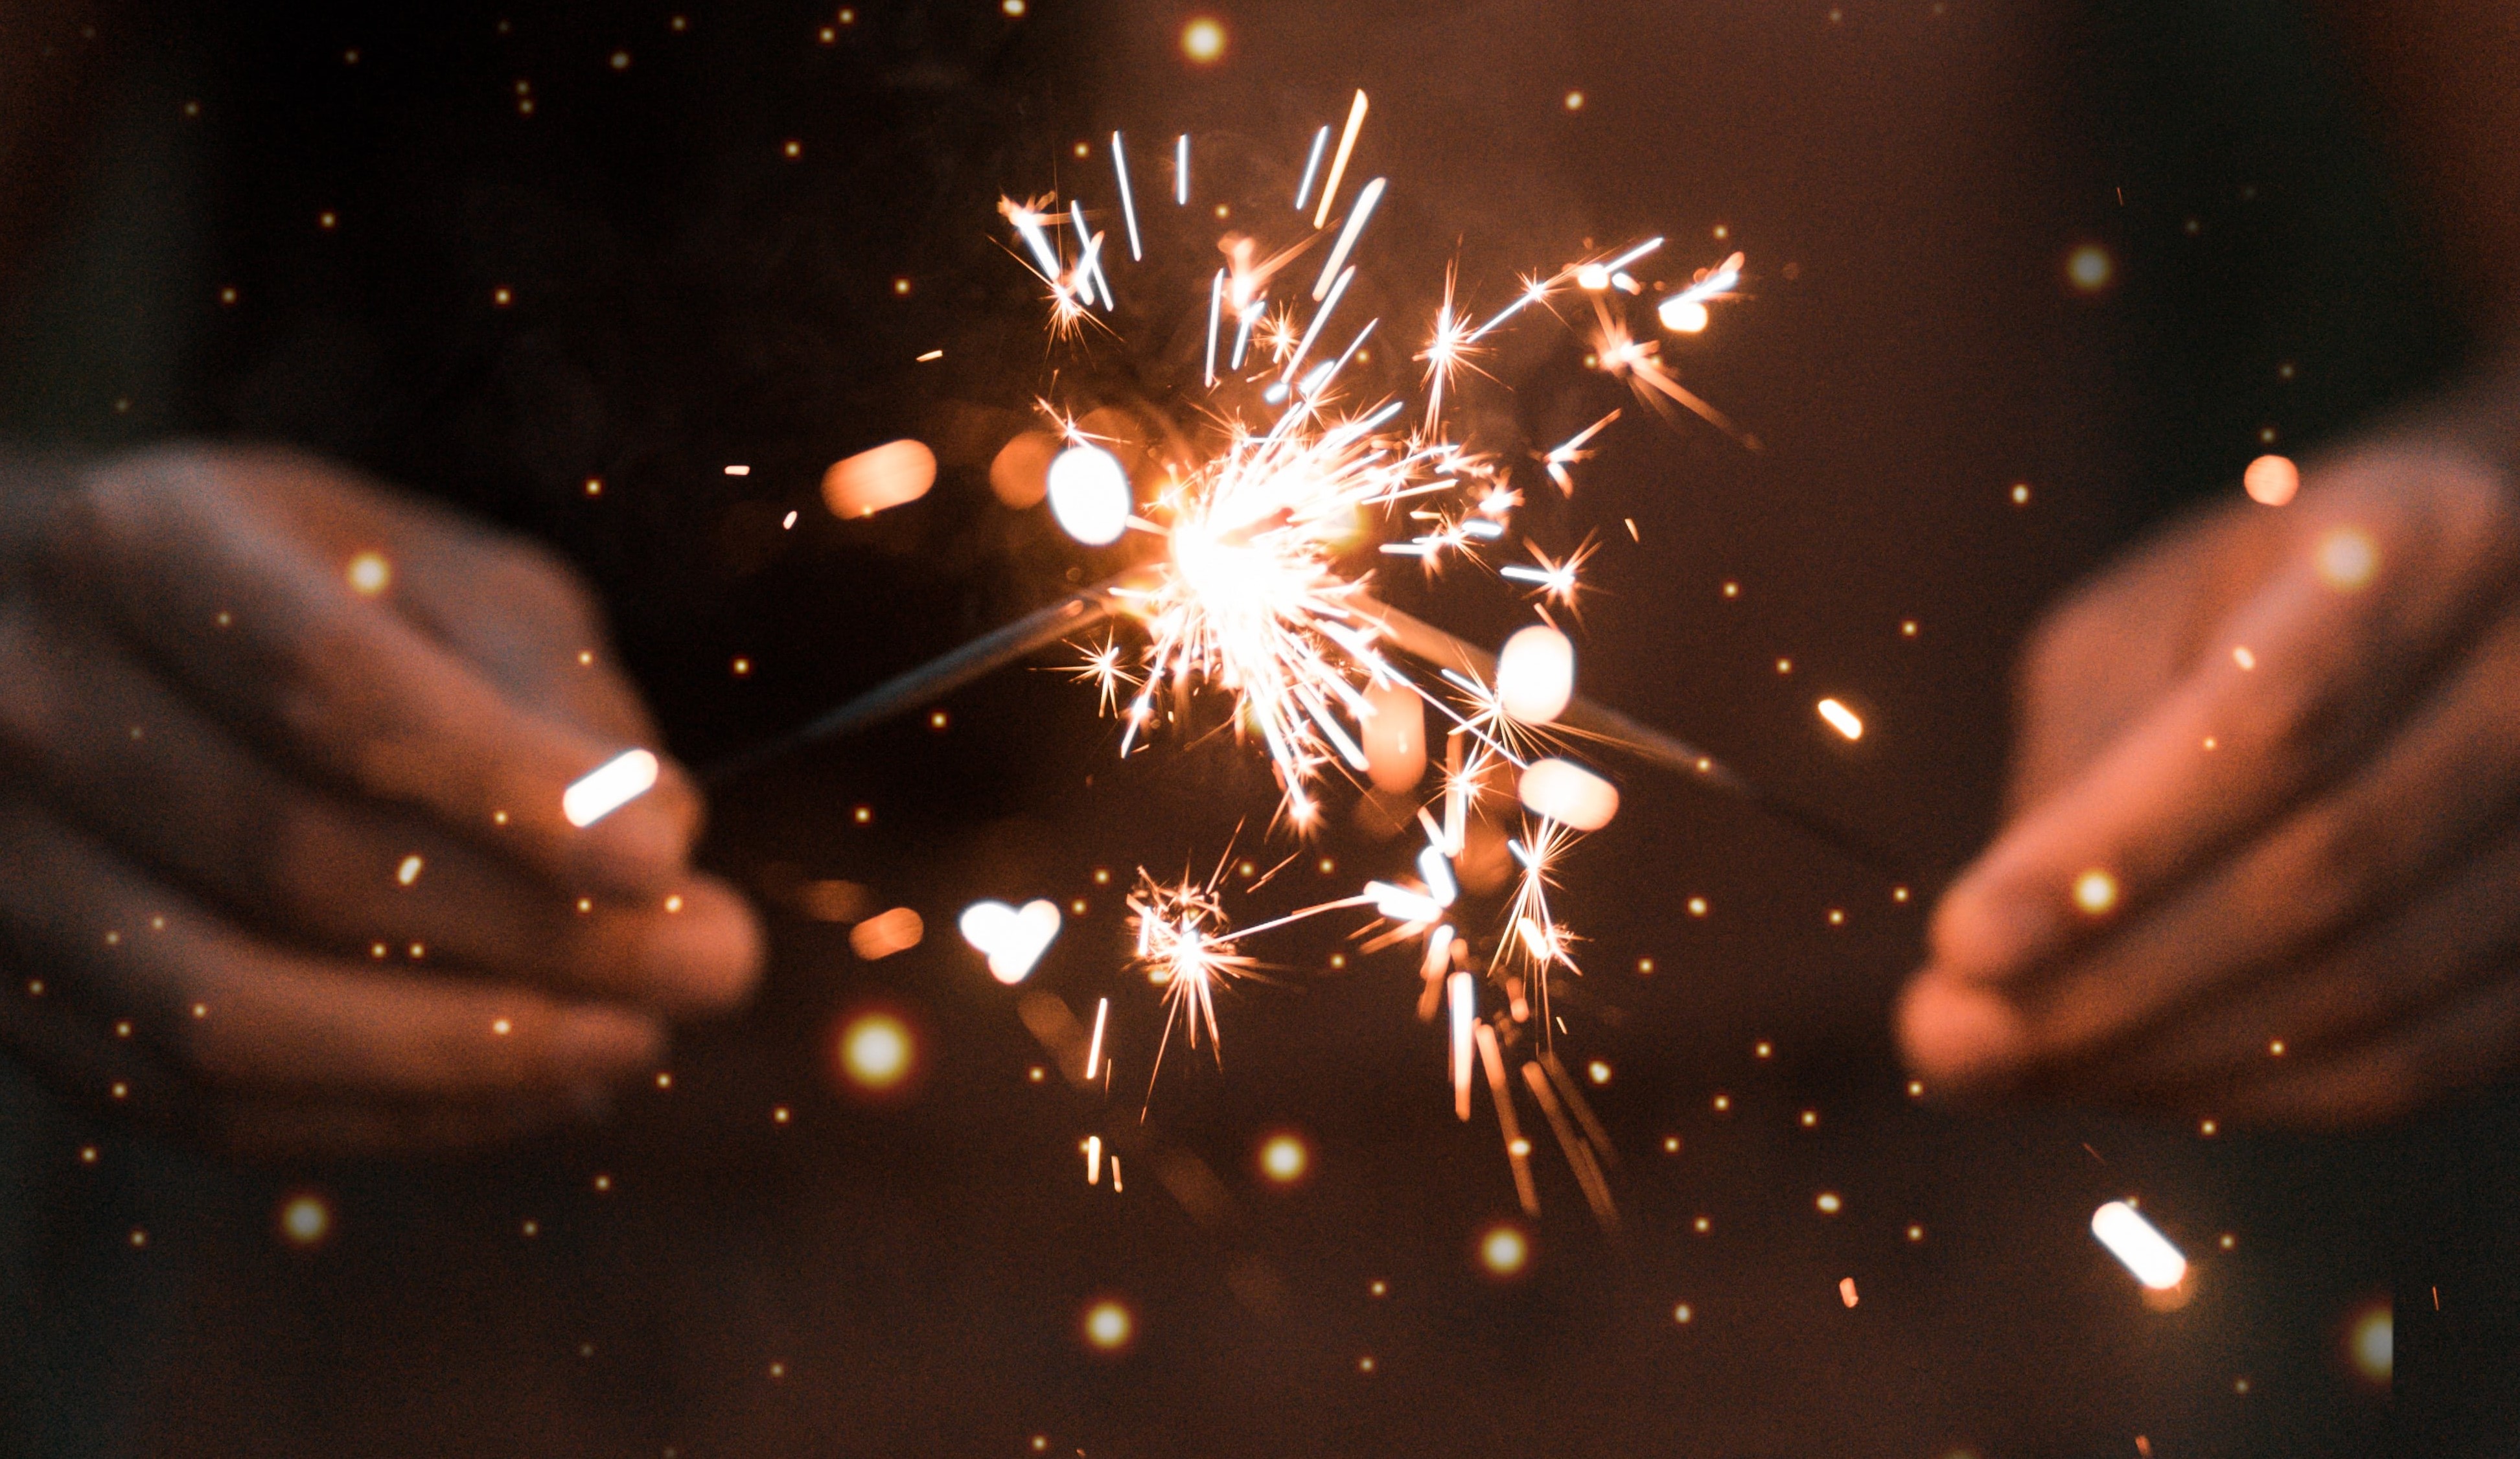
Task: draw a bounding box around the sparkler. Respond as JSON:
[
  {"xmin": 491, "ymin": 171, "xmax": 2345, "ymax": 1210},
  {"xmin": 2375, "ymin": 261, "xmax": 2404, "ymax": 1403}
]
[{"xmin": 706, "ymin": 93, "xmax": 1908, "ymax": 1221}]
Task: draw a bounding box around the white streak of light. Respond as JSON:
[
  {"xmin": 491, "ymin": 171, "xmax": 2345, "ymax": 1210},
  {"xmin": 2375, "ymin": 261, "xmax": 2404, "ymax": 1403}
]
[
  {"xmin": 1818, "ymin": 698, "xmax": 1864, "ymax": 741},
  {"xmin": 1312, "ymin": 177, "xmax": 1387, "ymax": 301},
  {"xmin": 1204, "ymin": 269, "xmax": 1224, "ymax": 386},
  {"xmin": 1004, "ymin": 201, "xmax": 1062, "ymax": 281},
  {"xmin": 1069, "ymin": 201, "xmax": 1112, "ymax": 307},
  {"xmin": 1111, "ymin": 132, "xmax": 1144, "ymax": 261},
  {"xmin": 1313, "ymin": 90, "xmax": 1369, "ymax": 230},
  {"xmin": 1304, "ymin": 318, "xmax": 1377, "ymax": 399},
  {"xmin": 2092, "ymin": 1201, "xmax": 2187, "ymax": 1290},
  {"xmin": 1293, "ymin": 124, "xmax": 1331, "ymax": 211},
  {"xmin": 1086, "ymin": 1134, "xmax": 1103, "ymax": 1185},
  {"xmin": 563, "ymin": 749, "xmax": 660, "ymax": 827},
  {"xmin": 1280, "ymin": 266, "xmax": 1355, "ymax": 385},
  {"xmin": 1418, "ymin": 844, "xmax": 1458, "ymax": 906},
  {"xmin": 1085, "ymin": 996, "xmax": 1109, "ymax": 1080},
  {"xmin": 1175, "ymin": 133, "xmax": 1190, "ymax": 206},
  {"xmin": 1366, "ymin": 880, "xmax": 1446, "ymax": 926},
  {"xmin": 1604, "ymin": 236, "xmax": 1663, "ymax": 273},
  {"xmin": 1448, "ymin": 970, "xmax": 1475, "ymax": 1121}
]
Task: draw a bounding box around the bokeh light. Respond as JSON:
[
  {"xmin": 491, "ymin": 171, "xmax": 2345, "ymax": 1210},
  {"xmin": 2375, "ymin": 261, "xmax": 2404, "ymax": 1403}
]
[
  {"xmin": 345, "ymin": 551, "xmax": 391, "ymax": 595},
  {"xmin": 848, "ymin": 906, "xmax": 924, "ymax": 961},
  {"xmin": 831, "ymin": 1005, "xmax": 922, "ymax": 1101},
  {"xmin": 1179, "ymin": 17, "xmax": 1226, "ymax": 63},
  {"xmin": 2065, "ymin": 243, "xmax": 2114, "ymax": 293},
  {"xmin": 1046, "ymin": 444, "xmax": 1132, "ymax": 546},
  {"xmin": 2243, "ymin": 452, "xmax": 2299, "ymax": 507},
  {"xmin": 2073, "ymin": 867, "xmax": 2119, "ymax": 917},
  {"xmin": 1257, "ymin": 1131, "xmax": 1311, "ymax": 1186},
  {"xmin": 1081, "ymin": 1297, "xmax": 1136, "ymax": 1353},
  {"xmin": 2345, "ymin": 1299, "xmax": 2392, "ymax": 1388},
  {"xmin": 2316, "ymin": 526, "xmax": 2378, "ymax": 592},
  {"xmin": 276, "ymin": 1191, "xmax": 332, "ymax": 1248},
  {"xmin": 1477, "ymin": 1223, "xmax": 1530, "ymax": 1278}
]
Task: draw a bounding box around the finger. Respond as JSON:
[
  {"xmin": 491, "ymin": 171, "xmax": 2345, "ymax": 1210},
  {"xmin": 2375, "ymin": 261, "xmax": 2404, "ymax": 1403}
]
[
  {"xmin": 209, "ymin": 1092, "xmax": 591, "ymax": 1160},
  {"xmin": 2081, "ymin": 814, "xmax": 2520, "ymax": 1100},
  {"xmin": 387, "ymin": 525, "xmax": 660, "ymax": 746},
  {"xmin": 1929, "ymin": 448, "xmax": 2517, "ymax": 989},
  {"xmin": 0, "ymin": 985, "xmax": 584, "ymax": 1156},
  {"xmin": 0, "ymin": 796, "xmax": 667, "ymax": 1098},
  {"xmin": 0, "ymin": 602, "xmax": 759, "ymax": 1013},
  {"xmin": 2212, "ymin": 968, "xmax": 2520, "ymax": 1129},
  {"xmin": 1906, "ymin": 602, "xmax": 2520, "ymax": 1087},
  {"xmin": 48, "ymin": 448, "xmax": 701, "ymax": 896},
  {"xmin": 2006, "ymin": 505, "xmax": 2276, "ymax": 811}
]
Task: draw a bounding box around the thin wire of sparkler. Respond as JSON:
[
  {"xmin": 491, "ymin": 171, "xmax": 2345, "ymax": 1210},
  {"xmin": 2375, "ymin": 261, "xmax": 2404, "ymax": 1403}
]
[{"xmin": 702, "ymin": 572, "xmax": 1912, "ymax": 882}]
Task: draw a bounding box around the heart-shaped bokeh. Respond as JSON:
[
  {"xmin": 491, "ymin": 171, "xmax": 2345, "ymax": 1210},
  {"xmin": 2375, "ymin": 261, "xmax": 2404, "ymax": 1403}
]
[{"xmin": 957, "ymin": 898, "xmax": 1063, "ymax": 984}]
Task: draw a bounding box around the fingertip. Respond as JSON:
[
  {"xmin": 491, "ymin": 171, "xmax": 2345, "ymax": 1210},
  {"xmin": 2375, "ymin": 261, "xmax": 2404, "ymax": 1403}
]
[
  {"xmin": 561, "ymin": 758, "xmax": 704, "ymax": 894},
  {"xmin": 1926, "ymin": 872, "xmax": 2060, "ymax": 985},
  {"xmin": 1896, "ymin": 975, "xmax": 2027, "ymax": 1094},
  {"xmin": 546, "ymin": 1004, "xmax": 667, "ymax": 1079},
  {"xmin": 632, "ymin": 877, "xmax": 765, "ymax": 1015}
]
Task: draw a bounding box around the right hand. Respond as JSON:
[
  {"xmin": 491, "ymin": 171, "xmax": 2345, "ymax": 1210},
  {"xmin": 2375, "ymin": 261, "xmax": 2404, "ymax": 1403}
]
[{"xmin": 0, "ymin": 444, "xmax": 762, "ymax": 1156}]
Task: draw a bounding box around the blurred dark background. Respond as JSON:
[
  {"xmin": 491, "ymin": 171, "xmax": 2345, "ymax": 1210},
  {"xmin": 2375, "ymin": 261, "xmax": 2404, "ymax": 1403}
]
[{"xmin": 1, "ymin": 0, "xmax": 2509, "ymax": 1453}]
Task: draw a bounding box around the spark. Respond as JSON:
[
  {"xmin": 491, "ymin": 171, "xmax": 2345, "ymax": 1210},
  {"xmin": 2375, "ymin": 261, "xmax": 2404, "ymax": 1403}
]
[
  {"xmin": 1313, "ymin": 177, "xmax": 1386, "ymax": 301},
  {"xmin": 988, "ymin": 98, "xmax": 1753, "ymax": 1212},
  {"xmin": 1587, "ymin": 295, "xmax": 1748, "ymax": 441},
  {"xmin": 1111, "ymin": 132, "xmax": 1144, "ymax": 260},
  {"xmin": 1127, "ymin": 865, "xmax": 1365, "ymax": 1090},
  {"xmin": 1417, "ymin": 263, "xmax": 1485, "ymax": 433},
  {"xmin": 1542, "ymin": 409, "xmax": 1620, "ymax": 494},
  {"xmin": 1313, "ymin": 90, "xmax": 1369, "ymax": 230},
  {"xmin": 1293, "ymin": 124, "xmax": 1331, "ymax": 212},
  {"xmin": 1498, "ymin": 539, "xmax": 1595, "ymax": 609}
]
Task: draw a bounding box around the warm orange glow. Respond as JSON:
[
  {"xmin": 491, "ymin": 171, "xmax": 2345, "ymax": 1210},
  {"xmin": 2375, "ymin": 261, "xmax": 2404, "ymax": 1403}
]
[
  {"xmin": 1257, "ymin": 1132, "xmax": 1311, "ymax": 1185},
  {"xmin": 1477, "ymin": 1223, "xmax": 1529, "ymax": 1276},
  {"xmin": 1179, "ymin": 17, "xmax": 1226, "ymax": 63},
  {"xmin": 848, "ymin": 907, "xmax": 924, "ymax": 960},
  {"xmin": 277, "ymin": 1192, "xmax": 332, "ymax": 1247},
  {"xmin": 1081, "ymin": 1297, "xmax": 1135, "ymax": 1351},
  {"xmin": 833, "ymin": 1008, "xmax": 919, "ymax": 1097},
  {"xmin": 822, "ymin": 439, "xmax": 936, "ymax": 519},
  {"xmin": 2243, "ymin": 453, "xmax": 2299, "ymax": 506}
]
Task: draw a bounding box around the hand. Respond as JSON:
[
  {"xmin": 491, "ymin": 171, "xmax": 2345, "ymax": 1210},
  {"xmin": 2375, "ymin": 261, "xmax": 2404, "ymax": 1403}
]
[
  {"xmin": 0, "ymin": 444, "xmax": 761, "ymax": 1155},
  {"xmin": 1899, "ymin": 419, "xmax": 2520, "ymax": 1127}
]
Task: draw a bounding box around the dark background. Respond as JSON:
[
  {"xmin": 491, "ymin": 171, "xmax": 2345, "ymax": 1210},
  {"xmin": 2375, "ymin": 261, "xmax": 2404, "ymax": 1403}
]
[{"xmin": 1, "ymin": 0, "xmax": 2511, "ymax": 1453}]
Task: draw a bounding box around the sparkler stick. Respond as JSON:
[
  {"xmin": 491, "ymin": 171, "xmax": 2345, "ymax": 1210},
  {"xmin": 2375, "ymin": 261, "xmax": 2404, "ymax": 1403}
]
[
  {"xmin": 704, "ymin": 573, "xmax": 1910, "ymax": 881},
  {"xmin": 700, "ymin": 573, "xmax": 1143, "ymax": 787}
]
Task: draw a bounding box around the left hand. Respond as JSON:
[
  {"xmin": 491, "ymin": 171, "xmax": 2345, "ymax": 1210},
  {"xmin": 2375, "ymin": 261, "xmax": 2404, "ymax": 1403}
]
[{"xmin": 1899, "ymin": 396, "xmax": 2520, "ymax": 1127}]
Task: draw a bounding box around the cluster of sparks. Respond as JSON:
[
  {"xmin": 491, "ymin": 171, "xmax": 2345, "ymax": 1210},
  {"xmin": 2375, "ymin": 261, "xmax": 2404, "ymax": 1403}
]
[{"xmin": 1001, "ymin": 93, "xmax": 1743, "ymax": 1219}]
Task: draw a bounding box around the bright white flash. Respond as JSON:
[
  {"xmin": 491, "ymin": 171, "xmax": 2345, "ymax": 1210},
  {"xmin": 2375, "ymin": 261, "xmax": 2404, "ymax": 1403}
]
[
  {"xmin": 2091, "ymin": 1201, "xmax": 2187, "ymax": 1290},
  {"xmin": 1048, "ymin": 444, "xmax": 1132, "ymax": 545},
  {"xmin": 563, "ymin": 749, "xmax": 660, "ymax": 827}
]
